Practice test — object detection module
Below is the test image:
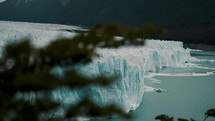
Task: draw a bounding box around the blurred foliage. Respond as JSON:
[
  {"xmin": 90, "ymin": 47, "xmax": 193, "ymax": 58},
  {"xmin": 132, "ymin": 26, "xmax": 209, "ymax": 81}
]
[
  {"xmin": 0, "ymin": 23, "xmax": 156, "ymax": 121},
  {"xmin": 155, "ymin": 114, "xmax": 174, "ymax": 121},
  {"xmin": 1, "ymin": 22, "xmax": 212, "ymax": 121},
  {"xmin": 155, "ymin": 108, "xmax": 215, "ymax": 121},
  {"xmin": 203, "ymin": 108, "xmax": 215, "ymax": 121}
]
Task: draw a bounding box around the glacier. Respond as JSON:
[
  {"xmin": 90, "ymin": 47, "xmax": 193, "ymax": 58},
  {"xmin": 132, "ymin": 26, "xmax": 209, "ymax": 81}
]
[
  {"xmin": 0, "ymin": 21, "xmax": 85, "ymax": 49},
  {"xmin": 43, "ymin": 40, "xmax": 191, "ymax": 117},
  {"xmin": 0, "ymin": 21, "xmax": 191, "ymax": 117},
  {"xmin": 70, "ymin": 40, "xmax": 191, "ymax": 112}
]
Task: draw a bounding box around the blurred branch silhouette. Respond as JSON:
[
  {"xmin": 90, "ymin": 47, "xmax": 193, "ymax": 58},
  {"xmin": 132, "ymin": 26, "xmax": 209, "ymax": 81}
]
[
  {"xmin": 203, "ymin": 108, "xmax": 215, "ymax": 121},
  {"xmin": 155, "ymin": 108, "xmax": 215, "ymax": 121},
  {"xmin": 0, "ymin": 22, "xmax": 213, "ymax": 121},
  {"xmin": 0, "ymin": 23, "xmax": 162, "ymax": 121}
]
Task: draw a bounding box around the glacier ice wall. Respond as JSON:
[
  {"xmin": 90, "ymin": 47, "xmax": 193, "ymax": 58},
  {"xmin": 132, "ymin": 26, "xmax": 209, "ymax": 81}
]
[
  {"xmin": 66, "ymin": 40, "xmax": 191, "ymax": 112},
  {"xmin": 0, "ymin": 21, "xmax": 191, "ymax": 114},
  {"xmin": 51, "ymin": 40, "xmax": 191, "ymax": 114}
]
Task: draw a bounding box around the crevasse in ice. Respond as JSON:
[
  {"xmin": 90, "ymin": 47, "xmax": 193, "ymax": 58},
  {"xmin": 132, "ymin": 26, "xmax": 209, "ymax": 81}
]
[{"xmin": 0, "ymin": 21, "xmax": 191, "ymax": 114}]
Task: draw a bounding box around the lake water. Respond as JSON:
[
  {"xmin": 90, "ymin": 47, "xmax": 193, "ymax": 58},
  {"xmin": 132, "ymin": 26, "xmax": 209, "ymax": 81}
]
[{"xmin": 92, "ymin": 51, "xmax": 215, "ymax": 121}]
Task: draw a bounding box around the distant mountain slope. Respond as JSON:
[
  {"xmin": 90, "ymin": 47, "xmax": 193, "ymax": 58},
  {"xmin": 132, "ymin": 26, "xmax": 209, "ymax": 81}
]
[{"xmin": 0, "ymin": 0, "xmax": 215, "ymax": 44}]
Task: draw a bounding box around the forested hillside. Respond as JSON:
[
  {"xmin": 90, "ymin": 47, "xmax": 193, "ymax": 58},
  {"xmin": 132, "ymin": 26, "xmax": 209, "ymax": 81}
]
[{"xmin": 0, "ymin": 0, "xmax": 215, "ymax": 44}]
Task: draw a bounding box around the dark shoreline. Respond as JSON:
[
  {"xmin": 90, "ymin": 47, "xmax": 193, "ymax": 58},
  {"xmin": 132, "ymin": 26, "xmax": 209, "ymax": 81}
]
[{"xmin": 184, "ymin": 43, "xmax": 215, "ymax": 51}]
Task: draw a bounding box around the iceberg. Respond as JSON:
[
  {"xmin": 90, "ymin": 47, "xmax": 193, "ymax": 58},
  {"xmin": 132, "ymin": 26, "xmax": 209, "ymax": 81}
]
[{"xmin": 0, "ymin": 21, "xmax": 191, "ymax": 116}]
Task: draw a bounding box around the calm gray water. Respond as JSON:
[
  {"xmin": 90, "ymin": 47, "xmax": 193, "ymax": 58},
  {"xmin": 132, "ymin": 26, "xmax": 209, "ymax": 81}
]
[{"xmin": 92, "ymin": 51, "xmax": 215, "ymax": 121}]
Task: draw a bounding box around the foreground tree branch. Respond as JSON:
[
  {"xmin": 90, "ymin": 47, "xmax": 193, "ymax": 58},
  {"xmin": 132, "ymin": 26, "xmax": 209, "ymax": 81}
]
[{"xmin": 0, "ymin": 24, "xmax": 156, "ymax": 121}]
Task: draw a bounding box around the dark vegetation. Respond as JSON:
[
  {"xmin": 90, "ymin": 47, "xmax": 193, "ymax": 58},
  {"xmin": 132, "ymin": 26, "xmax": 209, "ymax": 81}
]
[
  {"xmin": 0, "ymin": 0, "xmax": 215, "ymax": 45},
  {"xmin": 0, "ymin": 0, "xmax": 214, "ymax": 119},
  {"xmin": 155, "ymin": 108, "xmax": 215, "ymax": 121},
  {"xmin": 0, "ymin": 20, "xmax": 214, "ymax": 120},
  {"xmin": 0, "ymin": 24, "xmax": 163, "ymax": 121}
]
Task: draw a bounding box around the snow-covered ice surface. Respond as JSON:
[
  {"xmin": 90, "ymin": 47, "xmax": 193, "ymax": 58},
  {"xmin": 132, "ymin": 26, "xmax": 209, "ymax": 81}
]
[
  {"xmin": 0, "ymin": 0, "xmax": 6, "ymax": 3},
  {"xmin": 0, "ymin": 21, "xmax": 192, "ymax": 119},
  {"xmin": 0, "ymin": 21, "xmax": 86, "ymax": 48}
]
